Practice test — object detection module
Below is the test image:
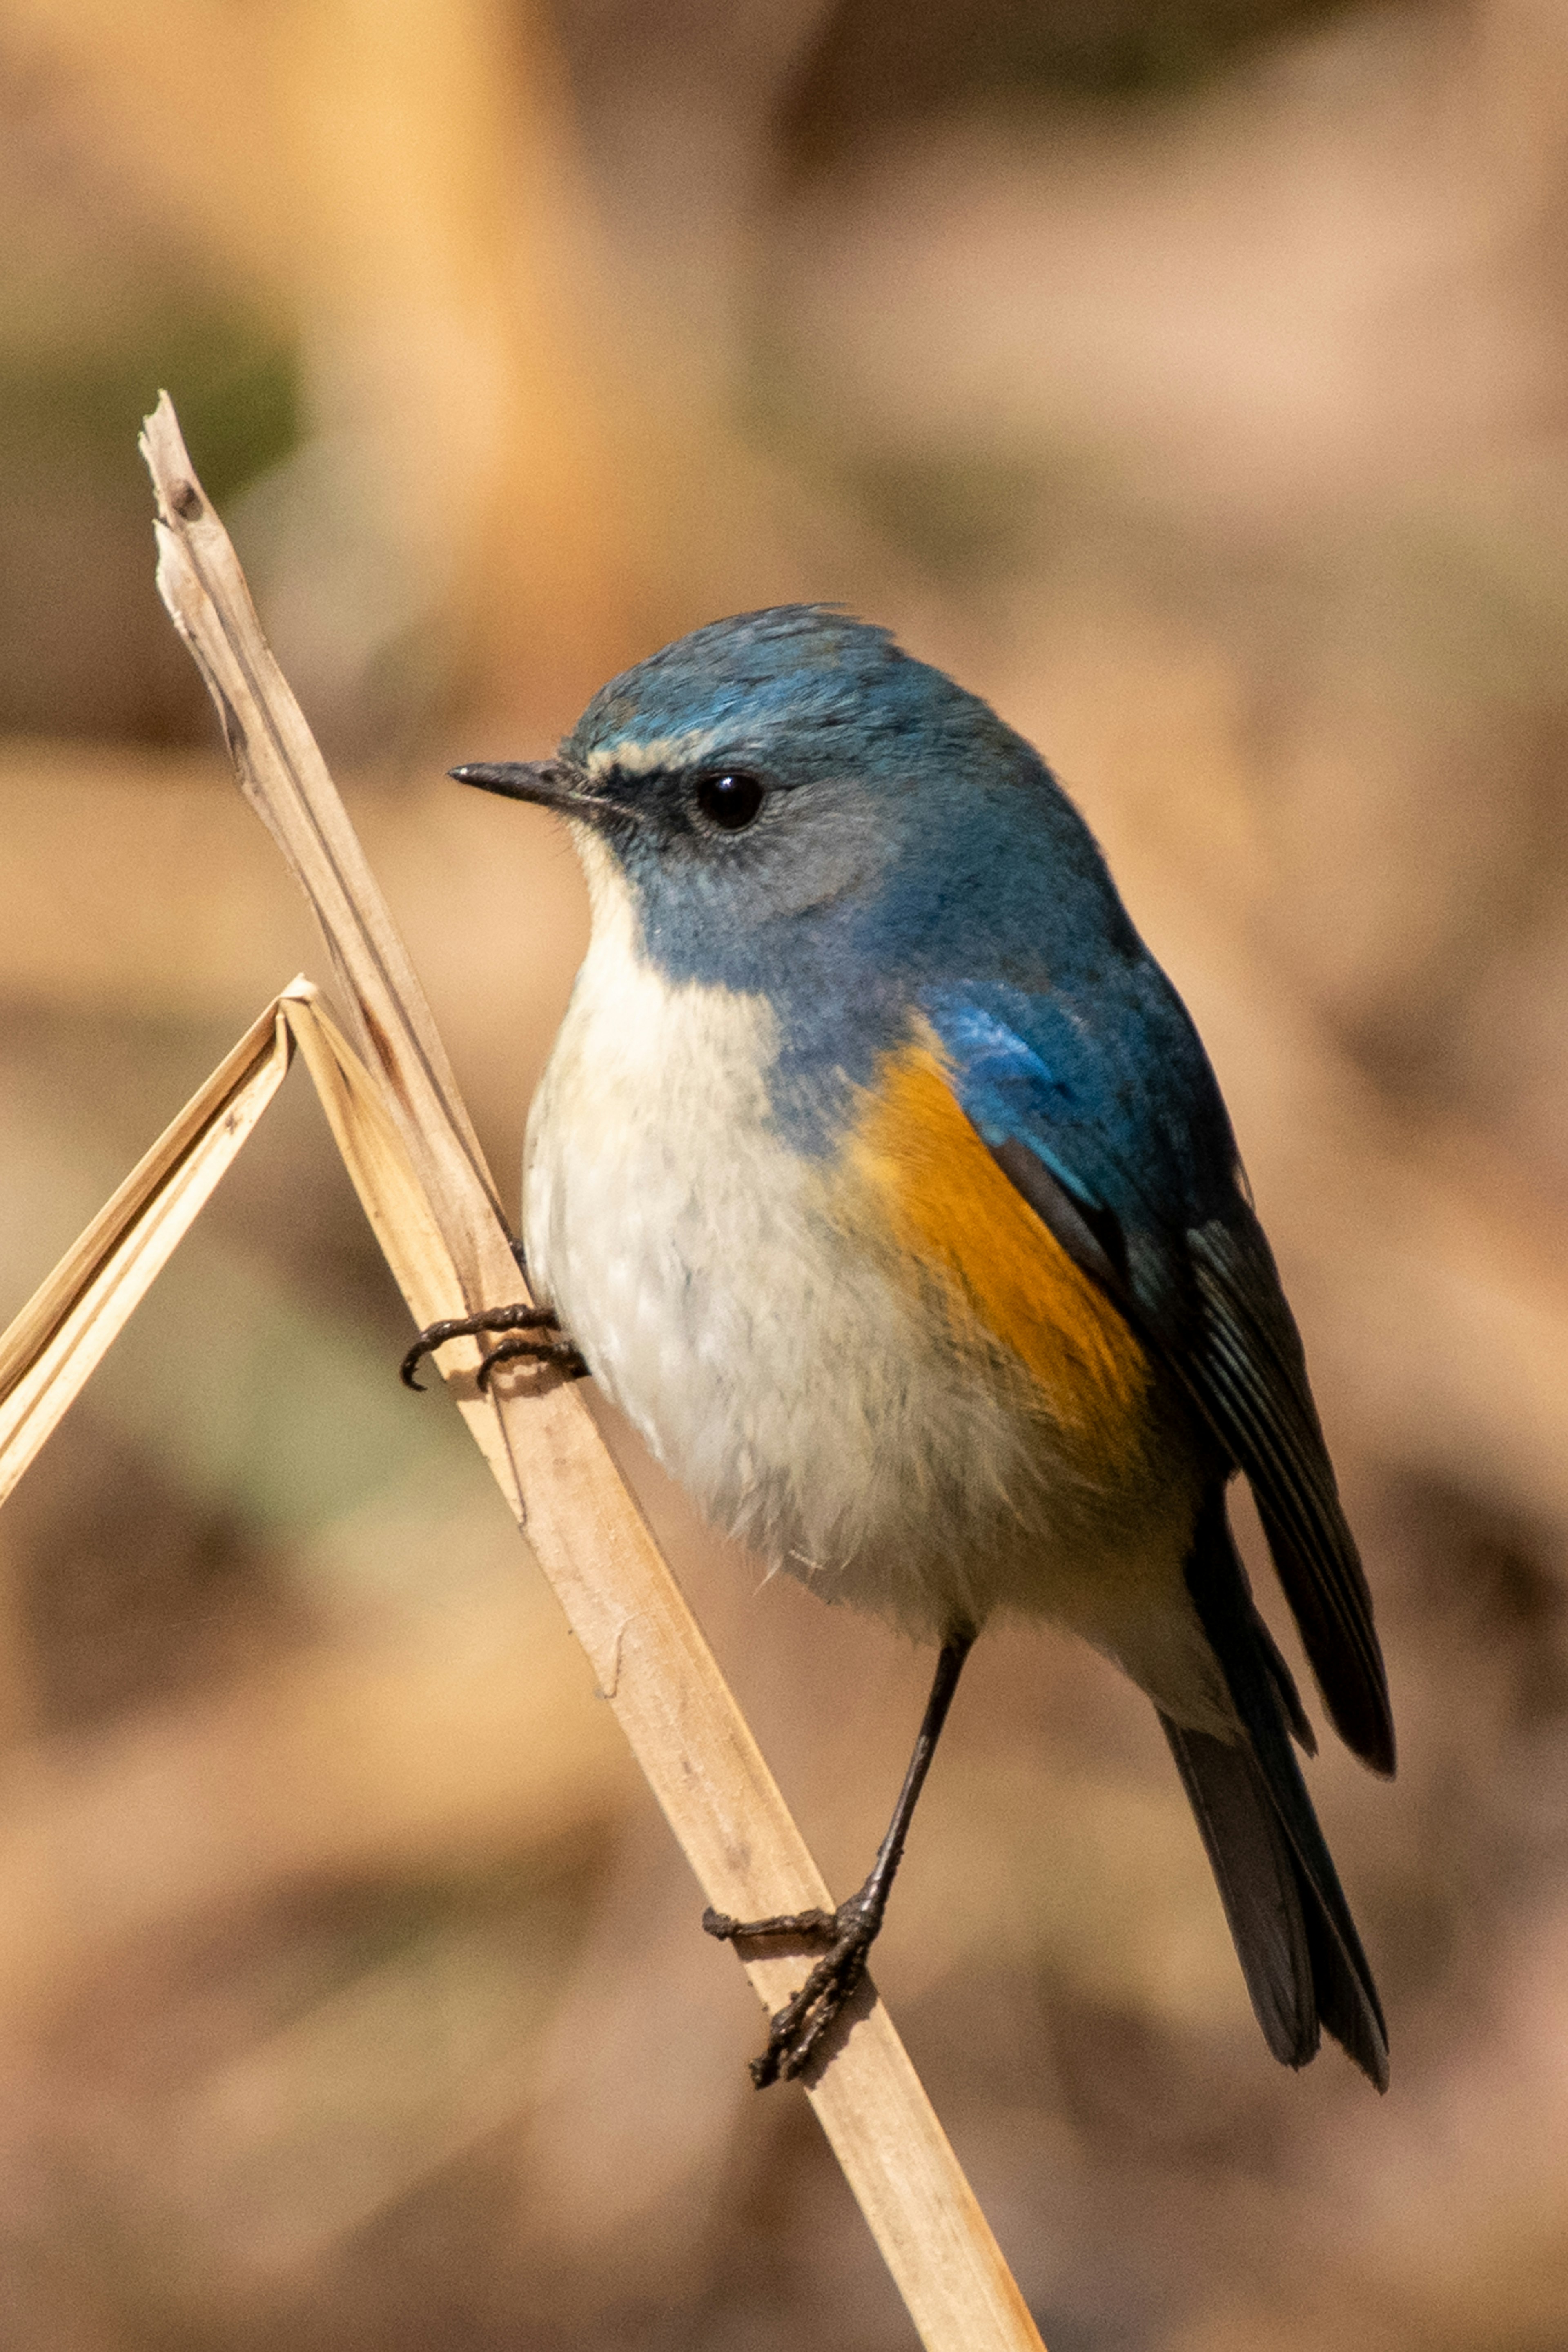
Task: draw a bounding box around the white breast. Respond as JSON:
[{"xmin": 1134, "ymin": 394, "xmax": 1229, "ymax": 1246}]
[
  {"xmin": 526, "ymin": 841, "xmax": 1011, "ymax": 1630},
  {"xmin": 522, "ymin": 837, "xmax": 1222, "ymax": 1721}
]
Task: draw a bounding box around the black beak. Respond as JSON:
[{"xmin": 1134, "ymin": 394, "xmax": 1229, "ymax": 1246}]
[{"xmin": 450, "ymin": 758, "xmax": 584, "ymax": 811}]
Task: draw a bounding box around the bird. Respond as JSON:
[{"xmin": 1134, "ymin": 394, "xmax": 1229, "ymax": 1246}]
[{"xmin": 405, "ymin": 604, "xmax": 1394, "ymax": 2093}]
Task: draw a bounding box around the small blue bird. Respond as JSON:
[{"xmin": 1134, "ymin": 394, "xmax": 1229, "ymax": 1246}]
[{"xmin": 417, "ymin": 605, "xmax": 1393, "ymax": 2091}]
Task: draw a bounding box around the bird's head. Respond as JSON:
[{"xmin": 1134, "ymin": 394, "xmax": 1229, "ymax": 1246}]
[{"xmin": 454, "ymin": 605, "xmax": 1109, "ymax": 990}]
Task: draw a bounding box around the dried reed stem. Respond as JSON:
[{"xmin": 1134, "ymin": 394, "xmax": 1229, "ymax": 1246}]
[
  {"xmin": 140, "ymin": 394, "xmax": 1044, "ymax": 2351},
  {"xmin": 0, "ymin": 996, "xmax": 294, "ymax": 1508}
]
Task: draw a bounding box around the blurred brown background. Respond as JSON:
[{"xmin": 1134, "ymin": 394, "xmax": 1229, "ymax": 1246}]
[{"xmin": 2, "ymin": 0, "xmax": 1568, "ymax": 2345}]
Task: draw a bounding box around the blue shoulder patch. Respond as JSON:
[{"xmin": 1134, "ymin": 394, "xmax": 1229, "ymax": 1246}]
[{"xmin": 922, "ymin": 976, "xmax": 1238, "ymax": 1236}]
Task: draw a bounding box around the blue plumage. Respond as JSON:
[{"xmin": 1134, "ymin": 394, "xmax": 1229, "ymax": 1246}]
[{"xmin": 447, "ymin": 604, "xmax": 1393, "ymax": 2091}]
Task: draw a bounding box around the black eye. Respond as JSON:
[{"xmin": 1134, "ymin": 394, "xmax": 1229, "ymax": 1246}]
[{"xmin": 694, "ymin": 771, "xmax": 765, "ymax": 831}]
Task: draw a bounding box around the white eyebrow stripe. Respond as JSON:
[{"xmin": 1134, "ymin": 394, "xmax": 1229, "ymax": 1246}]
[{"xmin": 583, "ymin": 727, "xmax": 733, "ymax": 779}]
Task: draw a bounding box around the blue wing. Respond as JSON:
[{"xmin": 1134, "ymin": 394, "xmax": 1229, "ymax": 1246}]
[{"xmin": 922, "ymin": 975, "xmax": 1394, "ymax": 1777}]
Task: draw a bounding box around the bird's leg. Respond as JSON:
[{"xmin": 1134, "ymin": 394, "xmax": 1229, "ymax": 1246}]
[
  {"xmin": 704, "ymin": 1633, "xmax": 973, "ymax": 2086},
  {"xmin": 399, "ymin": 1302, "xmax": 589, "ymax": 1392}
]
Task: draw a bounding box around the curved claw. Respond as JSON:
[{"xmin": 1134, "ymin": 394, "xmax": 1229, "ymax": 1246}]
[
  {"xmin": 475, "ymin": 1335, "xmax": 590, "ymax": 1392},
  {"xmin": 399, "ymin": 1304, "xmax": 563, "ymax": 1392}
]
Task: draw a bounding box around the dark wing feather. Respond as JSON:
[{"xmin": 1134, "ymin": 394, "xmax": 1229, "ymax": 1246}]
[{"xmin": 1182, "ymin": 1217, "xmax": 1393, "ymax": 1773}]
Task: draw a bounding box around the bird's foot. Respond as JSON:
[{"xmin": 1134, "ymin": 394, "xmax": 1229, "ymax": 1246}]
[
  {"xmin": 703, "ymin": 1889, "xmax": 884, "ymax": 2087},
  {"xmin": 399, "ymin": 1304, "xmax": 589, "ymax": 1393}
]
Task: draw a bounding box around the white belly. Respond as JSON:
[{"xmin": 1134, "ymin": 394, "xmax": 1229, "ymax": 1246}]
[
  {"xmin": 523, "ymin": 906, "xmax": 1013, "ymax": 1633},
  {"xmin": 521, "ymin": 846, "xmax": 1225, "ymax": 1725}
]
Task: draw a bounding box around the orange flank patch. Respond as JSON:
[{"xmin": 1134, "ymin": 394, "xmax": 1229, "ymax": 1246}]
[{"xmin": 846, "ymin": 1036, "xmax": 1152, "ymax": 1455}]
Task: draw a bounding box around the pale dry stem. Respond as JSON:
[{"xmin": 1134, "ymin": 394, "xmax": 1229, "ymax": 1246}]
[{"xmin": 127, "ymin": 394, "xmax": 1045, "ymax": 2351}]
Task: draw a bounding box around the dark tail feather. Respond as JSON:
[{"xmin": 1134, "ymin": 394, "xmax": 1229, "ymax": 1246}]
[
  {"xmin": 1160, "ymin": 1717, "xmax": 1387, "ymax": 2086},
  {"xmin": 1167, "ymin": 1492, "xmax": 1390, "ymax": 2091}
]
